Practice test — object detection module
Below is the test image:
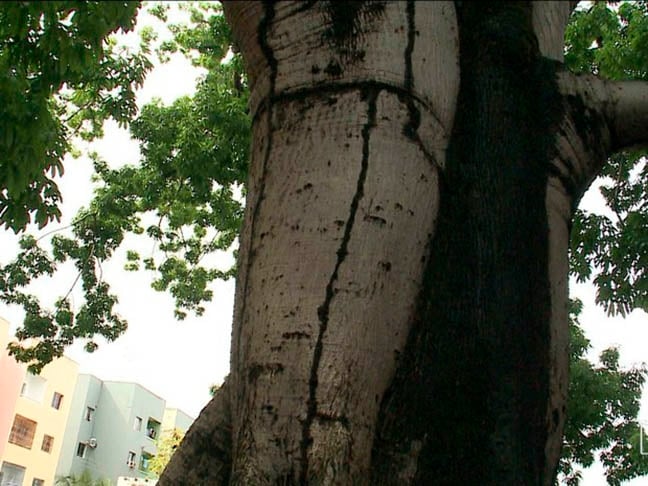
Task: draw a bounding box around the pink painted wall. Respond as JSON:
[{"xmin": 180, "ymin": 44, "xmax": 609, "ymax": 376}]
[{"xmin": 0, "ymin": 319, "xmax": 25, "ymax": 458}]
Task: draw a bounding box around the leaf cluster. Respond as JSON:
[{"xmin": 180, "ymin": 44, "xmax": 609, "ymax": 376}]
[
  {"xmin": 149, "ymin": 428, "xmax": 185, "ymax": 476},
  {"xmin": 55, "ymin": 470, "xmax": 111, "ymax": 486},
  {"xmin": 1, "ymin": 1, "xmax": 248, "ymax": 369},
  {"xmin": 0, "ymin": 1, "xmax": 151, "ymax": 231},
  {"xmin": 558, "ymin": 300, "xmax": 647, "ymax": 485}
]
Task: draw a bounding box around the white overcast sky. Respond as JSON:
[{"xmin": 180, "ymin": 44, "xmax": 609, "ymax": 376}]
[{"xmin": 0, "ymin": 4, "xmax": 646, "ymax": 484}]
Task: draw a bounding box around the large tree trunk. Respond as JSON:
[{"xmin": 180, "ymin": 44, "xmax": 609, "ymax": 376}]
[{"xmin": 159, "ymin": 2, "xmax": 648, "ymax": 484}]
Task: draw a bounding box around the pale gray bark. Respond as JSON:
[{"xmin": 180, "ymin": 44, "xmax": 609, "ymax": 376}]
[{"xmin": 224, "ymin": 1, "xmax": 458, "ymax": 482}]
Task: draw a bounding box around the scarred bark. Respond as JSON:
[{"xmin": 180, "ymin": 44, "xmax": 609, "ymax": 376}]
[{"xmin": 161, "ymin": 1, "xmax": 648, "ymax": 483}]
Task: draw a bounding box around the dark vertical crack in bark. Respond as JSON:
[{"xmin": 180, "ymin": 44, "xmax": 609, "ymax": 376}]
[
  {"xmin": 403, "ymin": 0, "xmax": 415, "ymax": 93},
  {"xmin": 402, "ymin": 0, "xmax": 419, "ymax": 142},
  {"xmin": 400, "ymin": 1, "xmax": 436, "ymax": 169},
  {"xmin": 299, "ymin": 87, "xmax": 379, "ymax": 485}
]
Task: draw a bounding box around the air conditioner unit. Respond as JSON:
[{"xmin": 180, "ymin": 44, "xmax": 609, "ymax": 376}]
[
  {"xmin": 88, "ymin": 438, "xmax": 97, "ymax": 448},
  {"xmin": 127, "ymin": 460, "xmax": 136, "ymax": 468}
]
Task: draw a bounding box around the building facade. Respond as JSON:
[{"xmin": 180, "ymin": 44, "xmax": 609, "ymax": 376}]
[
  {"xmin": 1, "ymin": 319, "xmax": 194, "ymax": 486},
  {"xmin": 56, "ymin": 377, "xmax": 192, "ymax": 484},
  {"xmin": 0, "ymin": 318, "xmax": 23, "ymax": 460},
  {"xmin": 0, "ymin": 327, "xmax": 79, "ymax": 486},
  {"xmin": 160, "ymin": 409, "xmax": 193, "ymax": 437}
]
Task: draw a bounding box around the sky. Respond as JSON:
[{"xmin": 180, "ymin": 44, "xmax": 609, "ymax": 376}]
[{"xmin": 0, "ymin": 3, "xmax": 646, "ymax": 484}]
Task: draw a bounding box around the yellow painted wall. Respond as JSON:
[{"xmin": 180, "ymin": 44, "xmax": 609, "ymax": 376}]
[{"xmin": 1, "ymin": 353, "xmax": 79, "ymax": 485}]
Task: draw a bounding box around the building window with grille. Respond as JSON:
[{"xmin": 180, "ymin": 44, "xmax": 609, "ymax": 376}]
[
  {"xmin": 41, "ymin": 434, "xmax": 54, "ymax": 453},
  {"xmin": 76, "ymin": 442, "xmax": 87, "ymax": 458},
  {"xmin": 8, "ymin": 414, "xmax": 37, "ymax": 449},
  {"xmin": 127, "ymin": 450, "xmax": 137, "ymax": 468},
  {"xmin": 51, "ymin": 392, "xmax": 64, "ymax": 410},
  {"xmin": 85, "ymin": 406, "xmax": 95, "ymax": 421},
  {"xmin": 32, "ymin": 479, "xmax": 45, "ymax": 486},
  {"xmin": 1, "ymin": 462, "xmax": 26, "ymax": 486}
]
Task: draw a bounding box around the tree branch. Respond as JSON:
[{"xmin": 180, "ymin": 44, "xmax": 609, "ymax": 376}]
[
  {"xmin": 604, "ymin": 80, "xmax": 648, "ymax": 153},
  {"xmin": 158, "ymin": 376, "xmax": 232, "ymax": 485},
  {"xmin": 561, "ymin": 73, "xmax": 648, "ymax": 153}
]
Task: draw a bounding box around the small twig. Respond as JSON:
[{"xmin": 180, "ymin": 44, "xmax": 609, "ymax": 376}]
[{"xmin": 36, "ymin": 211, "xmax": 96, "ymax": 242}]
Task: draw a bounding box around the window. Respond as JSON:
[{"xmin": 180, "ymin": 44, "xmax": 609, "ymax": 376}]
[
  {"xmin": 20, "ymin": 373, "xmax": 47, "ymax": 403},
  {"xmin": 0, "ymin": 462, "xmax": 26, "ymax": 486},
  {"xmin": 41, "ymin": 434, "xmax": 54, "ymax": 453},
  {"xmin": 133, "ymin": 416, "xmax": 142, "ymax": 431},
  {"xmin": 8, "ymin": 415, "xmax": 37, "ymax": 449},
  {"xmin": 146, "ymin": 417, "xmax": 161, "ymax": 439},
  {"xmin": 127, "ymin": 451, "xmax": 136, "ymax": 468},
  {"xmin": 85, "ymin": 406, "xmax": 95, "ymax": 422},
  {"xmin": 139, "ymin": 452, "xmax": 154, "ymax": 471},
  {"xmin": 32, "ymin": 479, "xmax": 45, "ymax": 486},
  {"xmin": 51, "ymin": 392, "xmax": 64, "ymax": 410},
  {"xmin": 76, "ymin": 442, "xmax": 87, "ymax": 458}
]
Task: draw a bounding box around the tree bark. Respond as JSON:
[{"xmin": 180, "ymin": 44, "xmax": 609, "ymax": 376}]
[
  {"xmin": 158, "ymin": 377, "xmax": 231, "ymax": 485},
  {"xmin": 162, "ymin": 1, "xmax": 648, "ymax": 484}
]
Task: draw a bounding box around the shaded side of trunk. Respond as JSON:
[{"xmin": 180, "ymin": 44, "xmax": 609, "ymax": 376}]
[
  {"xmin": 158, "ymin": 378, "xmax": 232, "ymax": 486},
  {"xmin": 372, "ymin": 4, "xmax": 563, "ymax": 484}
]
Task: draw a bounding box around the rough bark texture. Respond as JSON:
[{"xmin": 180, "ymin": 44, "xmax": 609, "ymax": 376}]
[
  {"xmin": 225, "ymin": 1, "xmax": 457, "ymax": 483},
  {"xmin": 161, "ymin": 1, "xmax": 648, "ymax": 484},
  {"xmin": 372, "ymin": 4, "xmax": 562, "ymax": 484}
]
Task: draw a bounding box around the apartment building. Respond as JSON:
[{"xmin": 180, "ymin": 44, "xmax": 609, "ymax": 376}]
[
  {"xmin": 1, "ymin": 319, "xmax": 194, "ymax": 486},
  {"xmin": 0, "ymin": 318, "xmax": 23, "ymax": 460},
  {"xmin": 56, "ymin": 376, "xmax": 193, "ymax": 484},
  {"xmin": 160, "ymin": 408, "xmax": 193, "ymax": 437},
  {"xmin": 0, "ymin": 317, "xmax": 79, "ymax": 486}
]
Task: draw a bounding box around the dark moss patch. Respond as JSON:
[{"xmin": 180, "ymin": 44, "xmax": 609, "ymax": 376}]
[
  {"xmin": 321, "ymin": 1, "xmax": 386, "ymax": 63},
  {"xmin": 372, "ymin": 2, "xmax": 565, "ymax": 484}
]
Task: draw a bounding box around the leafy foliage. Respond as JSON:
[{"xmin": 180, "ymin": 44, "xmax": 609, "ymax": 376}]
[
  {"xmin": 558, "ymin": 300, "xmax": 647, "ymax": 485},
  {"xmin": 0, "ymin": 1, "xmax": 151, "ymax": 231},
  {"xmin": 55, "ymin": 470, "xmax": 110, "ymax": 486},
  {"xmin": 0, "ymin": 2, "xmax": 248, "ymax": 371},
  {"xmin": 567, "ymin": 1, "xmax": 648, "ymax": 316},
  {"xmin": 149, "ymin": 428, "xmax": 185, "ymax": 476}
]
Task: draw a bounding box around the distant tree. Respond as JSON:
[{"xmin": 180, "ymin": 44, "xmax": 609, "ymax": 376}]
[
  {"xmin": 559, "ymin": 300, "xmax": 647, "ymax": 485},
  {"xmin": 149, "ymin": 428, "xmax": 185, "ymax": 477},
  {"xmin": 55, "ymin": 470, "xmax": 110, "ymax": 486},
  {"xmin": 0, "ymin": 1, "xmax": 246, "ymax": 370}
]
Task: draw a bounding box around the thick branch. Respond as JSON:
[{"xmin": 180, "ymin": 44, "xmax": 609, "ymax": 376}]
[
  {"xmin": 158, "ymin": 376, "xmax": 232, "ymax": 485},
  {"xmin": 554, "ymin": 72, "xmax": 648, "ymax": 202},
  {"xmin": 604, "ymin": 80, "xmax": 648, "ymax": 152},
  {"xmin": 560, "ymin": 72, "xmax": 648, "ymax": 153}
]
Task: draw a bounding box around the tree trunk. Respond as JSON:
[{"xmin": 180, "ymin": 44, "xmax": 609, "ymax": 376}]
[{"xmin": 159, "ymin": 2, "xmax": 648, "ymax": 484}]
